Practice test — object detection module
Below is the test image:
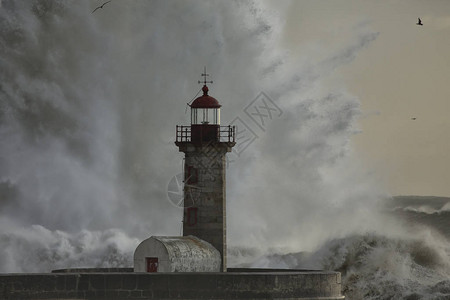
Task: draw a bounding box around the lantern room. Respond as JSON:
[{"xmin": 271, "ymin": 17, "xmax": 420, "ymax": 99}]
[
  {"xmin": 190, "ymin": 85, "xmax": 221, "ymax": 125},
  {"xmin": 189, "ymin": 85, "xmax": 221, "ymax": 143}
]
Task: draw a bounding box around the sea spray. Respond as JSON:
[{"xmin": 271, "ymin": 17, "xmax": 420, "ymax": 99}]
[
  {"xmin": 233, "ymin": 200, "xmax": 450, "ymax": 299},
  {"xmin": 0, "ymin": 0, "xmax": 384, "ymax": 275},
  {"xmin": 0, "ymin": 225, "xmax": 139, "ymax": 273}
]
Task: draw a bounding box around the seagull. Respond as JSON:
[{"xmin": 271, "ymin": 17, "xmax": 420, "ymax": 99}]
[
  {"xmin": 92, "ymin": 1, "xmax": 111, "ymax": 14},
  {"xmin": 416, "ymin": 18, "xmax": 423, "ymax": 26}
]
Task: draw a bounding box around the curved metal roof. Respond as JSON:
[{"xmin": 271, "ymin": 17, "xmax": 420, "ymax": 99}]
[
  {"xmin": 153, "ymin": 236, "xmax": 220, "ymax": 259},
  {"xmin": 191, "ymin": 85, "xmax": 221, "ymax": 108}
]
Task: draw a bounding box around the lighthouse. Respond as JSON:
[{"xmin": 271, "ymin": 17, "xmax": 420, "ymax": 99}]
[
  {"xmin": 175, "ymin": 70, "xmax": 235, "ymax": 271},
  {"xmin": 11, "ymin": 71, "xmax": 344, "ymax": 300}
]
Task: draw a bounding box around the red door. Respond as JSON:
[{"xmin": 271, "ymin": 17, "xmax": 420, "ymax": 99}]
[{"xmin": 146, "ymin": 257, "xmax": 158, "ymax": 272}]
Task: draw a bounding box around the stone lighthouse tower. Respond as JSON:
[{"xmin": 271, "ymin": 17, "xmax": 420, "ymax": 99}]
[{"xmin": 175, "ymin": 71, "xmax": 235, "ymax": 271}]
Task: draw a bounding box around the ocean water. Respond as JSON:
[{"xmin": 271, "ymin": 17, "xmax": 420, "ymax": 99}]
[
  {"xmin": 229, "ymin": 196, "xmax": 450, "ymax": 300},
  {"xmin": 1, "ymin": 2, "xmax": 449, "ymax": 300}
]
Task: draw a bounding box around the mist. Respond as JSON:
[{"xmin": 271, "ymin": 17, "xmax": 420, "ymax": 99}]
[{"xmin": 0, "ymin": 0, "xmax": 388, "ymax": 272}]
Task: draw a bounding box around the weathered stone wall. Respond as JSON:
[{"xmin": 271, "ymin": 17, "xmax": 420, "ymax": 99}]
[
  {"xmin": 52, "ymin": 268, "xmax": 134, "ymax": 273},
  {"xmin": 0, "ymin": 270, "xmax": 344, "ymax": 299},
  {"xmin": 177, "ymin": 142, "xmax": 234, "ymax": 272}
]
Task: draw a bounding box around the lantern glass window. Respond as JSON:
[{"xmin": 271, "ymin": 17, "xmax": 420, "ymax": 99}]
[{"xmin": 191, "ymin": 108, "xmax": 220, "ymax": 125}]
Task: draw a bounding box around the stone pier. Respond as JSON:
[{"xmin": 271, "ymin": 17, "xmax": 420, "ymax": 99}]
[{"xmin": 0, "ymin": 269, "xmax": 344, "ymax": 299}]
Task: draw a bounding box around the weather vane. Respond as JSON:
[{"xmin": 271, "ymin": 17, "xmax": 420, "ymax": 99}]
[{"xmin": 198, "ymin": 66, "xmax": 213, "ymax": 85}]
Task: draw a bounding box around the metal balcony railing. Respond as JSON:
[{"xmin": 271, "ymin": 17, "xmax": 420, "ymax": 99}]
[
  {"xmin": 176, "ymin": 125, "xmax": 235, "ymax": 143},
  {"xmin": 176, "ymin": 126, "xmax": 191, "ymax": 142}
]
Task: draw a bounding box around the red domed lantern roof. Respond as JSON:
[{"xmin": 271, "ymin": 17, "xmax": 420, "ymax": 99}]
[{"xmin": 191, "ymin": 85, "xmax": 221, "ymax": 108}]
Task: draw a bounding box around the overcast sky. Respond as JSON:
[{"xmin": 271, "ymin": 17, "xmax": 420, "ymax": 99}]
[
  {"xmin": 1, "ymin": 0, "xmax": 449, "ymax": 272},
  {"xmin": 275, "ymin": 0, "xmax": 450, "ymax": 197}
]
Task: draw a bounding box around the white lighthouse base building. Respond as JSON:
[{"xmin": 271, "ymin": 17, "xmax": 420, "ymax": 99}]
[{"xmin": 133, "ymin": 235, "xmax": 221, "ymax": 273}]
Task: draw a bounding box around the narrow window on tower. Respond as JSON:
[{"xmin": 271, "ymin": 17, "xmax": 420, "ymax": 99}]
[
  {"xmin": 186, "ymin": 166, "xmax": 198, "ymax": 184},
  {"xmin": 186, "ymin": 207, "xmax": 198, "ymax": 226}
]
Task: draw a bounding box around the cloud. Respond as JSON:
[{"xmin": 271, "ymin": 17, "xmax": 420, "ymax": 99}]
[{"xmin": 0, "ymin": 0, "xmax": 383, "ymax": 271}]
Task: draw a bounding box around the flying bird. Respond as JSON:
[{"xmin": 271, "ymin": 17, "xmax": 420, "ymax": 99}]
[
  {"xmin": 411, "ymin": 117, "xmax": 417, "ymax": 120},
  {"xmin": 416, "ymin": 18, "xmax": 423, "ymax": 26},
  {"xmin": 92, "ymin": 1, "xmax": 111, "ymax": 14}
]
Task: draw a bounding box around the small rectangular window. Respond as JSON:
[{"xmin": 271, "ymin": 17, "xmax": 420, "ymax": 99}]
[
  {"xmin": 186, "ymin": 207, "xmax": 198, "ymax": 226},
  {"xmin": 186, "ymin": 166, "xmax": 198, "ymax": 184}
]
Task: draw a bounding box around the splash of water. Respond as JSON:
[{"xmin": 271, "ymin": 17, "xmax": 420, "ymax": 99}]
[
  {"xmin": 239, "ymin": 228, "xmax": 450, "ymax": 299},
  {"xmin": 0, "ymin": 0, "xmax": 391, "ymax": 275}
]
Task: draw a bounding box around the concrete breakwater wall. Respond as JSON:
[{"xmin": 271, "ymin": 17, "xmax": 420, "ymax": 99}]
[{"xmin": 0, "ymin": 269, "xmax": 344, "ymax": 300}]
